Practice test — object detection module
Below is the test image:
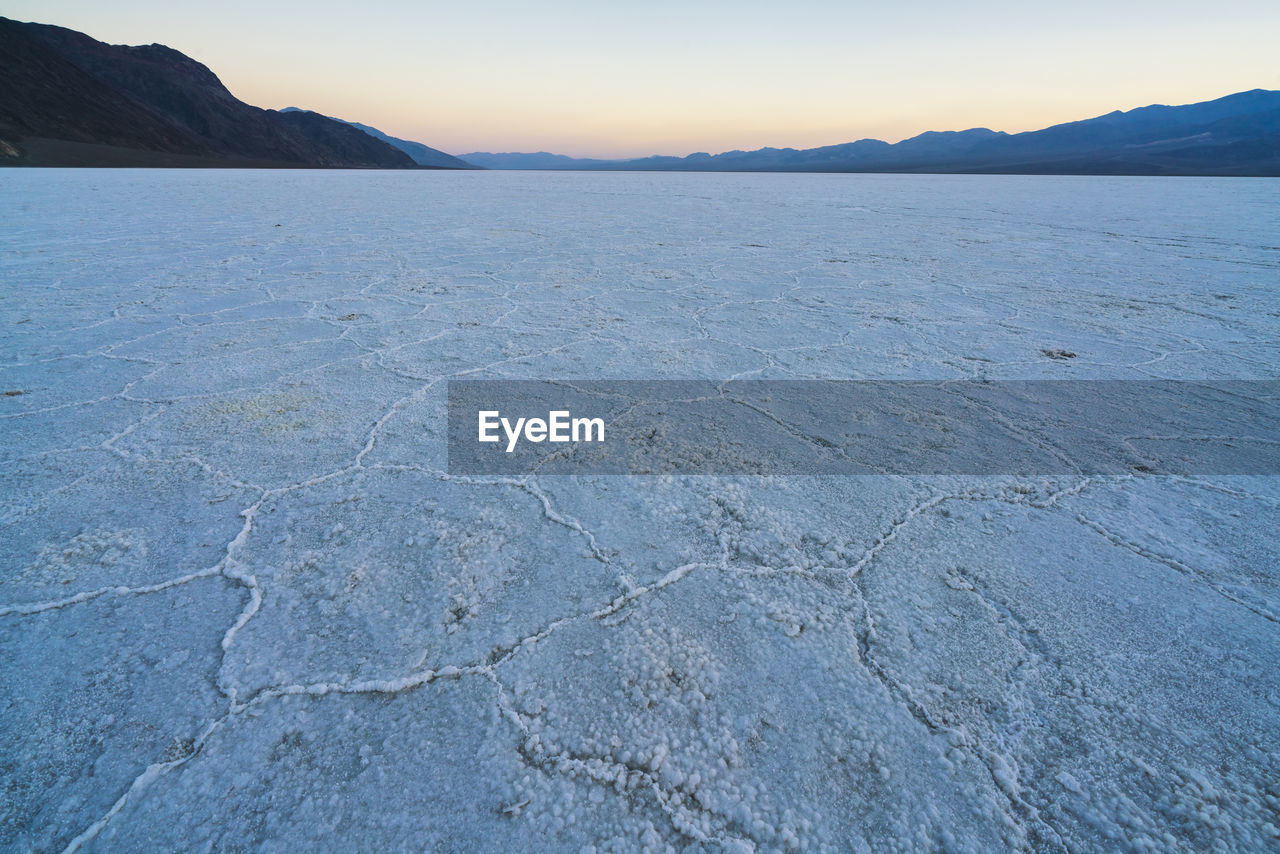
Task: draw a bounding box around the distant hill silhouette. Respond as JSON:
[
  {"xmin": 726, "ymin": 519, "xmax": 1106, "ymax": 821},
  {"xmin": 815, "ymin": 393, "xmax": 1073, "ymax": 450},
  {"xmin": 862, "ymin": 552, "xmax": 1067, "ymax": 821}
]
[
  {"xmin": 0, "ymin": 17, "xmax": 418, "ymax": 168},
  {"xmin": 2, "ymin": 15, "xmax": 1274, "ymax": 174},
  {"xmin": 473, "ymin": 91, "xmax": 1280, "ymax": 176},
  {"xmin": 461, "ymin": 151, "xmax": 624, "ymax": 170},
  {"xmin": 281, "ymin": 108, "xmax": 474, "ymax": 169}
]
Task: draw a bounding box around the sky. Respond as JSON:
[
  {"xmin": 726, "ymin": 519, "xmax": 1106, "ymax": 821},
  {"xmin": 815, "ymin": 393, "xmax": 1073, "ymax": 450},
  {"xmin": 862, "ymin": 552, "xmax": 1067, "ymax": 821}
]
[{"xmin": 5, "ymin": 1, "xmax": 1279, "ymax": 158}]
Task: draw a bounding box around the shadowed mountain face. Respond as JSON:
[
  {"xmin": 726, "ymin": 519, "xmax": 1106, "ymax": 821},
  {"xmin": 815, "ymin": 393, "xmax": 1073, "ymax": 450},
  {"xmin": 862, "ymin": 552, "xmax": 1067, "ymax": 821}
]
[
  {"xmin": 0, "ymin": 17, "xmax": 416, "ymax": 168},
  {"xmin": 471, "ymin": 92, "xmax": 1280, "ymax": 176},
  {"xmin": 279, "ymin": 109, "xmax": 475, "ymax": 169}
]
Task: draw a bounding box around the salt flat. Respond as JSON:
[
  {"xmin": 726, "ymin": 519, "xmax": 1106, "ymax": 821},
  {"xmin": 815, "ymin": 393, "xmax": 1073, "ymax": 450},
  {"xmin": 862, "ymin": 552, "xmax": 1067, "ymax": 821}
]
[{"xmin": 2, "ymin": 169, "xmax": 1278, "ymax": 852}]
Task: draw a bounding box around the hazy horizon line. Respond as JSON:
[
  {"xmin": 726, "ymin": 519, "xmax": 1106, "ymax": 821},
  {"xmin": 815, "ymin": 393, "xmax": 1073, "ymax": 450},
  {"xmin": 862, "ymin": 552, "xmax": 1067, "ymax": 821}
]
[{"xmin": 299, "ymin": 85, "xmax": 1276, "ymax": 163}]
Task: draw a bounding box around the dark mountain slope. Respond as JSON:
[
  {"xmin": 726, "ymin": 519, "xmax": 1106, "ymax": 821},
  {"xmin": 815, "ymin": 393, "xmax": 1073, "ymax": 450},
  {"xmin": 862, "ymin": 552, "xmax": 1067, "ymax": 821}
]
[
  {"xmin": 338, "ymin": 119, "xmax": 474, "ymax": 169},
  {"xmin": 951, "ymin": 104, "xmax": 1280, "ymax": 176},
  {"xmin": 0, "ymin": 18, "xmax": 206, "ymax": 154},
  {"xmin": 985, "ymin": 89, "xmax": 1280, "ymax": 158},
  {"xmin": 272, "ymin": 109, "xmax": 421, "ymax": 168},
  {"xmin": 0, "ymin": 17, "xmax": 415, "ymax": 168},
  {"xmin": 279, "ymin": 109, "xmax": 474, "ymax": 168},
  {"xmin": 935, "ymin": 89, "xmax": 1280, "ymax": 174}
]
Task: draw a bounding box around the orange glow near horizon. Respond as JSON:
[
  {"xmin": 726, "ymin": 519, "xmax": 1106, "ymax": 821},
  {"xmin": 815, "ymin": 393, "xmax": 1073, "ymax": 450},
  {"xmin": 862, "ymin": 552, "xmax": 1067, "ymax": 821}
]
[{"xmin": 7, "ymin": 0, "xmax": 1280, "ymax": 159}]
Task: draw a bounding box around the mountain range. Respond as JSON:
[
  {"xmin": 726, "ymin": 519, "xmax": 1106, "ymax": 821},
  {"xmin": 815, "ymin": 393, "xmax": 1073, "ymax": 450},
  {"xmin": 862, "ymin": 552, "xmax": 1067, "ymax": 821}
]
[
  {"xmin": 2, "ymin": 15, "xmax": 1276, "ymax": 175},
  {"xmin": 468, "ymin": 90, "xmax": 1280, "ymax": 176}
]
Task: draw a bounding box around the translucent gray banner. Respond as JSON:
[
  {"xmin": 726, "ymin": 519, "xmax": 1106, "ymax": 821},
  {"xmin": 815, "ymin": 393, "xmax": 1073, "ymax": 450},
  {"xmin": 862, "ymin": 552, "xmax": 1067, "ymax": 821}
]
[{"xmin": 446, "ymin": 380, "xmax": 1279, "ymax": 475}]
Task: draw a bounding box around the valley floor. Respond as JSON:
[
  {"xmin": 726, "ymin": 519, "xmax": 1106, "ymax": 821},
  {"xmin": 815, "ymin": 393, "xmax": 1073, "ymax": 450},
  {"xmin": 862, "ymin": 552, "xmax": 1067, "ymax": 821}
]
[{"xmin": 2, "ymin": 170, "xmax": 1278, "ymax": 852}]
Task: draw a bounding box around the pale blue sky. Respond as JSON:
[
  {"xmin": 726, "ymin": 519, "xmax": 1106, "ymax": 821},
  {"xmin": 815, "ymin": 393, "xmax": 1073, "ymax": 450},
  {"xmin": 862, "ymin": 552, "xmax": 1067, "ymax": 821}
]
[{"xmin": 5, "ymin": 1, "xmax": 1278, "ymax": 157}]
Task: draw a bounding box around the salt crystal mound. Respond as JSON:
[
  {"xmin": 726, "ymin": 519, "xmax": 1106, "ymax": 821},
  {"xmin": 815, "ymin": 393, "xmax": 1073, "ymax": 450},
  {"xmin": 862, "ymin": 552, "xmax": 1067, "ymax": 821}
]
[{"xmin": 2, "ymin": 169, "xmax": 1278, "ymax": 853}]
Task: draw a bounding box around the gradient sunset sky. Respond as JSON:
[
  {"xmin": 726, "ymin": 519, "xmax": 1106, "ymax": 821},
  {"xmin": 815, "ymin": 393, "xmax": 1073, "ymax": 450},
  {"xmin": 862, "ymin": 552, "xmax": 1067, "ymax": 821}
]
[{"xmin": 6, "ymin": 0, "xmax": 1279, "ymax": 158}]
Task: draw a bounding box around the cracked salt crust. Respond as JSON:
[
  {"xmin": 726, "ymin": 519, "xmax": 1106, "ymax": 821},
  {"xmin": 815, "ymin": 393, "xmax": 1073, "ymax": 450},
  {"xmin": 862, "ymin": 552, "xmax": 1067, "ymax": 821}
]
[{"xmin": 2, "ymin": 170, "xmax": 1278, "ymax": 853}]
